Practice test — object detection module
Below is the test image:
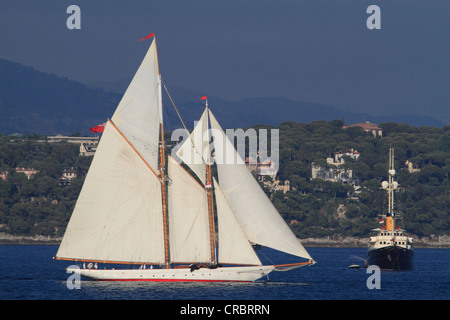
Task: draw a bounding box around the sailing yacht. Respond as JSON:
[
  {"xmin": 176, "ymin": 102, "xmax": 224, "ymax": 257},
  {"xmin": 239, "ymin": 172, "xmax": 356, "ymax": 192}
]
[
  {"xmin": 367, "ymin": 148, "xmax": 414, "ymax": 270},
  {"xmin": 54, "ymin": 34, "xmax": 315, "ymax": 282}
]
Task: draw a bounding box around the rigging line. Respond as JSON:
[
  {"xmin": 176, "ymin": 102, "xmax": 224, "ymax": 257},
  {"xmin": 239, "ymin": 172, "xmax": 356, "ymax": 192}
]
[
  {"xmin": 162, "ymin": 103, "xmax": 174, "ymax": 133},
  {"xmin": 163, "ymin": 82, "xmax": 189, "ymax": 134},
  {"xmin": 162, "ymin": 81, "xmax": 197, "ymax": 157},
  {"xmin": 162, "ymin": 79, "xmax": 209, "ymax": 132},
  {"xmin": 162, "ymin": 77, "xmax": 207, "ymax": 109},
  {"xmin": 162, "ymin": 81, "xmax": 210, "ymax": 174},
  {"xmin": 257, "ymin": 247, "xmax": 275, "ymax": 266}
]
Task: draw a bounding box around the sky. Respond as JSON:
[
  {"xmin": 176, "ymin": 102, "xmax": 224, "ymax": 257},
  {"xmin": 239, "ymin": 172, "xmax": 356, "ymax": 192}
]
[{"xmin": 0, "ymin": 0, "xmax": 449, "ymax": 124}]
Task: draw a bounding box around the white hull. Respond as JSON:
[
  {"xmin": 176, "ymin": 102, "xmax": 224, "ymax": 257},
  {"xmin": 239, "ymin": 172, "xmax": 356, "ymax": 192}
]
[{"xmin": 68, "ymin": 265, "xmax": 275, "ymax": 283}]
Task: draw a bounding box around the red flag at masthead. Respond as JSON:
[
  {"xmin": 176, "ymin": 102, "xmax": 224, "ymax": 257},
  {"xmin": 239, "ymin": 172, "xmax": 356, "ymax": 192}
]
[{"xmin": 139, "ymin": 33, "xmax": 155, "ymax": 41}]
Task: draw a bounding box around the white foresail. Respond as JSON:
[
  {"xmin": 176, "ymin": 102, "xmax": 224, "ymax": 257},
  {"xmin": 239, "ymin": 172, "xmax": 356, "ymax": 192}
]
[
  {"xmin": 174, "ymin": 107, "xmax": 209, "ymax": 184},
  {"xmin": 208, "ymin": 110, "xmax": 312, "ymax": 260},
  {"xmin": 110, "ymin": 39, "xmax": 162, "ymax": 173},
  {"xmin": 167, "ymin": 156, "xmax": 211, "ymax": 263},
  {"xmin": 56, "ymin": 121, "xmax": 165, "ymax": 264},
  {"xmin": 214, "ymin": 178, "xmax": 261, "ymax": 266}
]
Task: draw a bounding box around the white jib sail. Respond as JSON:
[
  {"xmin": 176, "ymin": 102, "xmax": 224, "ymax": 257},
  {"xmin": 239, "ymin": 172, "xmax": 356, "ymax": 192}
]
[
  {"xmin": 167, "ymin": 156, "xmax": 211, "ymax": 263},
  {"xmin": 214, "ymin": 178, "xmax": 261, "ymax": 266},
  {"xmin": 208, "ymin": 110, "xmax": 312, "ymax": 261},
  {"xmin": 110, "ymin": 39, "xmax": 162, "ymax": 173},
  {"xmin": 56, "ymin": 121, "xmax": 165, "ymax": 264},
  {"xmin": 174, "ymin": 107, "xmax": 209, "ymax": 184}
]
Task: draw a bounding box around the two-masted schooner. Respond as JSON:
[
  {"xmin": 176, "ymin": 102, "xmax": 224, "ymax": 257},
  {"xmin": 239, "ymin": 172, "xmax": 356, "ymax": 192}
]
[{"xmin": 54, "ymin": 34, "xmax": 315, "ymax": 282}]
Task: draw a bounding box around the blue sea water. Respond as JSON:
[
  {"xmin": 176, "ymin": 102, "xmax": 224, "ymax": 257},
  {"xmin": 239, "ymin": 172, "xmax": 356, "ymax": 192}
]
[{"xmin": 0, "ymin": 245, "xmax": 449, "ymax": 302}]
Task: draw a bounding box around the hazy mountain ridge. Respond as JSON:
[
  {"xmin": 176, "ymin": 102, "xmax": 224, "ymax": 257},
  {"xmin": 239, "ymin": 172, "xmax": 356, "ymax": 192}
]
[
  {"xmin": 88, "ymin": 77, "xmax": 446, "ymax": 130},
  {"xmin": 0, "ymin": 59, "xmax": 120, "ymax": 135},
  {"xmin": 0, "ymin": 58, "xmax": 445, "ymax": 136}
]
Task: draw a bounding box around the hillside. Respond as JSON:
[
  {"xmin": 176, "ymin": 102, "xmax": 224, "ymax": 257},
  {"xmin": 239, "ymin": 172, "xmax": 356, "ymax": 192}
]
[
  {"xmin": 0, "ymin": 120, "xmax": 448, "ymax": 244},
  {"xmin": 270, "ymin": 120, "xmax": 450, "ymax": 241},
  {"xmin": 0, "ymin": 58, "xmax": 445, "ymax": 137},
  {"xmin": 0, "ymin": 59, "xmax": 121, "ymax": 135}
]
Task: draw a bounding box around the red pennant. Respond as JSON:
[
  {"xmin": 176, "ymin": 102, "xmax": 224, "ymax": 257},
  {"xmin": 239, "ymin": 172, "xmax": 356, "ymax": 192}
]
[
  {"xmin": 90, "ymin": 123, "xmax": 105, "ymax": 133},
  {"xmin": 139, "ymin": 33, "xmax": 155, "ymax": 41},
  {"xmin": 201, "ymin": 96, "xmax": 207, "ymax": 100}
]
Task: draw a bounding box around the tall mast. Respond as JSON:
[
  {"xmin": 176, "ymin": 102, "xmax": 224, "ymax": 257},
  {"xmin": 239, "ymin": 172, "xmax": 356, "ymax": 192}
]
[
  {"xmin": 204, "ymin": 97, "xmax": 217, "ymax": 264},
  {"xmin": 154, "ymin": 36, "xmax": 170, "ymax": 268},
  {"xmin": 388, "ymin": 147, "xmax": 395, "ymax": 232},
  {"xmin": 160, "ymin": 120, "xmax": 170, "ymax": 267}
]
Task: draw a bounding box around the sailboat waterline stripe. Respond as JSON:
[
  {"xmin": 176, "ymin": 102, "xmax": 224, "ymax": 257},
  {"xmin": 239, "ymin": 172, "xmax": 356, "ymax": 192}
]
[
  {"xmin": 94, "ymin": 279, "xmax": 255, "ymax": 283},
  {"xmin": 108, "ymin": 119, "xmax": 160, "ymax": 180}
]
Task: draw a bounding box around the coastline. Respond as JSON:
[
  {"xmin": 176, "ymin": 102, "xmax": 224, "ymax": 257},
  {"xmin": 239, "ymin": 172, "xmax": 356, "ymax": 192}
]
[
  {"xmin": 300, "ymin": 235, "xmax": 450, "ymax": 249},
  {"xmin": 0, "ymin": 233, "xmax": 61, "ymax": 245},
  {"xmin": 1, "ymin": 233, "xmax": 449, "ymax": 248}
]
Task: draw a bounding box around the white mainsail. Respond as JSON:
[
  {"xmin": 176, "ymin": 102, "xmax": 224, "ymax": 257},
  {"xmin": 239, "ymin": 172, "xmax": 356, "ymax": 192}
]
[
  {"xmin": 208, "ymin": 110, "xmax": 312, "ymax": 261},
  {"xmin": 56, "ymin": 37, "xmax": 165, "ymax": 264},
  {"xmin": 167, "ymin": 156, "xmax": 211, "ymax": 263},
  {"xmin": 214, "ymin": 178, "xmax": 262, "ymax": 266},
  {"xmin": 56, "ymin": 120, "xmax": 165, "ymax": 264},
  {"xmin": 110, "ymin": 39, "xmax": 162, "ymax": 173}
]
